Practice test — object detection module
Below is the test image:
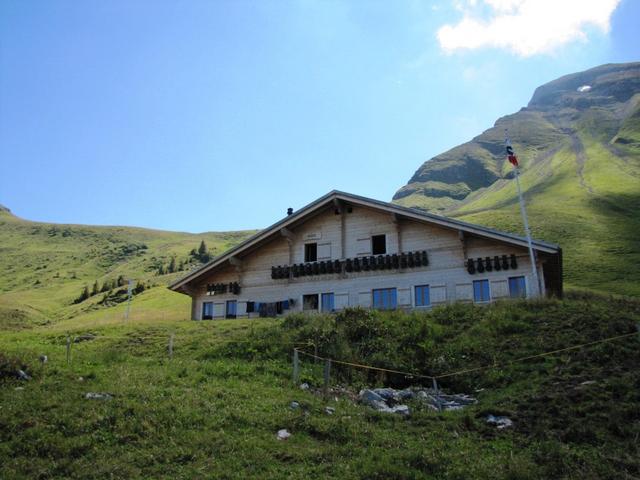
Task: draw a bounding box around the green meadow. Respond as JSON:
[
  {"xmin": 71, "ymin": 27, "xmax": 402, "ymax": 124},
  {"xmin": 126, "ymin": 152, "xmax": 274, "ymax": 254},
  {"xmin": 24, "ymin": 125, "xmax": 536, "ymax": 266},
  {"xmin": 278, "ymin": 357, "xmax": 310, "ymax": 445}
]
[{"xmin": 1, "ymin": 295, "xmax": 639, "ymax": 479}]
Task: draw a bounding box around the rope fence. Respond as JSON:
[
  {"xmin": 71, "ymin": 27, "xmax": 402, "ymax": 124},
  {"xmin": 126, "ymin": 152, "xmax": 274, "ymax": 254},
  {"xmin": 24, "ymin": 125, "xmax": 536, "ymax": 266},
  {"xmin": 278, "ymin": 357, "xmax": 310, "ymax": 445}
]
[{"xmin": 292, "ymin": 328, "xmax": 640, "ymax": 397}]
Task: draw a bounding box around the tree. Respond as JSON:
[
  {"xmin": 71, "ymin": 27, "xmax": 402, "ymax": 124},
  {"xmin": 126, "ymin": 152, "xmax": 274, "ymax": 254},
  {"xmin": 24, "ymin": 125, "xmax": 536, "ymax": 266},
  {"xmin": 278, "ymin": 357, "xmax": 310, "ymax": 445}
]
[
  {"xmin": 168, "ymin": 257, "xmax": 176, "ymax": 274},
  {"xmin": 74, "ymin": 285, "xmax": 90, "ymax": 304},
  {"xmin": 198, "ymin": 240, "xmax": 207, "ymax": 257},
  {"xmin": 133, "ymin": 281, "xmax": 146, "ymax": 295},
  {"xmin": 91, "ymin": 280, "xmax": 99, "ymax": 296},
  {"xmin": 117, "ymin": 275, "xmax": 125, "ymax": 287},
  {"xmin": 178, "ymin": 260, "xmax": 184, "ymax": 271},
  {"xmin": 158, "ymin": 264, "xmax": 165, "ymax": 275},
  {"xmin": 100, "ymin": 281, "xmax": 110, "ymax": 293}
]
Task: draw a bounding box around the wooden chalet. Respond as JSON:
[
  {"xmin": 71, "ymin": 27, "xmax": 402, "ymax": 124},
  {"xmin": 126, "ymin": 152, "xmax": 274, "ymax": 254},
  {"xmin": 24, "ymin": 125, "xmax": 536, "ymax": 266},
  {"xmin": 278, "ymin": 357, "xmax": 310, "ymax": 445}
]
[{"xmin": 169, "ymin": 191, "xmax": 562, "ymax": 320}]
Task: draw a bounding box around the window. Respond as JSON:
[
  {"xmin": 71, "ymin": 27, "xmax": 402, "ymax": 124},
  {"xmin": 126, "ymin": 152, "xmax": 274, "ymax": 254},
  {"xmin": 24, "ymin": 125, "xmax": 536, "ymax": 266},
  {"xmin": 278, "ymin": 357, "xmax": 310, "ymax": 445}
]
[
  {"xmin": 473, "ymin": 280, "xmax": 490, "ymax": 303},
  {"xmin": 304, "ymin": 243, "xmax": 317, "ymax": 262},
  {"xmin": 202, "ymin": 302, "xmax": 213, "ymax": 320},
  {"xmin": 372, "ymin": 234, "xmax": 386, "ymax": 255},
  {"xmin": 226, "ymin": 300, "xmax": 237, "ymax": 319},
  {"xmin": 415, "ymin": 285, "xmax": 430, "ymax": 307},
  {"xmin": 372, "ymin": 288, "xmax": 397, "ymax": 310},
  {"xmin": 321, "ymin": 293, "xmax": 335, "ymax": 312},
  {"xmin": 508, "ymin": 276, "xmax": 527, "ymax": 298},
  {"xmin": 303, "ymin": 294, "xmax": 319, "ymax": 311}
]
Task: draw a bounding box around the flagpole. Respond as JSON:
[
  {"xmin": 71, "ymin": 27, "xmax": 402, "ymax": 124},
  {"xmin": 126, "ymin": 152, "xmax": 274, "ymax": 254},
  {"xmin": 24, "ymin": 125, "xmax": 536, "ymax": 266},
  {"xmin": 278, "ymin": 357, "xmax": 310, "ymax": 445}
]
[{"xmin": 505, "ymin": 130, "xmax": 541, "ymax": 298}]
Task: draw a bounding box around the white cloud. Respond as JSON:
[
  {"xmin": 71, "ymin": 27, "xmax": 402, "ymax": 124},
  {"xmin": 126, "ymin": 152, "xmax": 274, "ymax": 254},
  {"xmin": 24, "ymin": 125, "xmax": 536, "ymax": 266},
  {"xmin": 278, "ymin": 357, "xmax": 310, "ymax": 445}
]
[{"xmin": 437, "ymin": 0, "xmax": 621, "ymax": 56}]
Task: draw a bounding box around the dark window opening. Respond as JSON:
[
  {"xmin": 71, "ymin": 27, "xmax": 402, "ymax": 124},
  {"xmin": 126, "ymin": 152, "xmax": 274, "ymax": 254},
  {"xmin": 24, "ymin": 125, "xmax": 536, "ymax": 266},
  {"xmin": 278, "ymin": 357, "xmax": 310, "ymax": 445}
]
[
  {"xmin": 372, "ymin": 235, "xmax": 386, "ymax": 255},
  {"xmin": 304, "ymin": 243, "xmax": 317, "ymax": 262},
  {"xmin": 303, "ymin": 294, "xmax": 319, "ymax": 311}
]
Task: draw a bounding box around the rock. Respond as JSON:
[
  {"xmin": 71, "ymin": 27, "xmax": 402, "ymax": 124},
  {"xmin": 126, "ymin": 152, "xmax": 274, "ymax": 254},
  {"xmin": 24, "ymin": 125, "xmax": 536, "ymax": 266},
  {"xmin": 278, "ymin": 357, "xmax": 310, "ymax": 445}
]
[
  {"xmin": 390, "ymin": 405, "xmax": 410, "ymax": 416},
  {"xmin": 75, "ymin": 334, "xmax": 96, "ymax": 343},
  {"xmin": 486, "ymin": 415, "xmax": 513, "ymax": 429},
  {"xmin": 300, "ymin": 383, "xmax": 310, "ymax": 390},
  {"xmin": 276, "ymin": 429, "xmax": 291, "ymax": 440},
  {"xmin": 372, "ymin": 388, "xmax": 399, "ymax": 401},
  {"xmin": 290, "ymin": 401, "xmax": 300, "ymax": 410},
  {"xmin": 325, "ymin": 406, "xmax": 335, "ymax": 415},
  {"xmin": 359, "ymin": 389, "xmax": 386, "ymax": 406},
  {"xmin": 39, "ymin": 355, "xmax": 48, "ymax": 364},
  {"xmin": 85, "ymin": 392, "xmax": 113, "ymax": 400},
  {"xmin": 17, "ymin": 370, "xmax": 31, "ymax": 381}
]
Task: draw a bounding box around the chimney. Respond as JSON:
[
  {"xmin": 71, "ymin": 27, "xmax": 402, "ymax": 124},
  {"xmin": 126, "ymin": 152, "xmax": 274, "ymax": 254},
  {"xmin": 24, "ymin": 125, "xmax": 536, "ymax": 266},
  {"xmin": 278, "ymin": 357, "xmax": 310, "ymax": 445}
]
[{"xmin": 287, "ymin": 207, "xmax": 293, "ymax": 216}]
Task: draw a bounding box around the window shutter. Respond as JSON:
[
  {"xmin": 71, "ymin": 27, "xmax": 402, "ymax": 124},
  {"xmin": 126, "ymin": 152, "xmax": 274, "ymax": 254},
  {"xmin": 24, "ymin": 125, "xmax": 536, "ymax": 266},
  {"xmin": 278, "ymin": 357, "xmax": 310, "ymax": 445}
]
[
  {"xmin": 398, "ymin": 288, "xmax": 411, "ymax": 306},
  {"xmin": 358, "ymin": 291, "xmax": 371, "ymax": 307},
  {"xmin": 431, "ymin": 285, "xmax": 447, "ymax": 303},
  {"xmin": 213, "ymin": 303, "xmax": 225, "ymax": 317},
  {"xmin": 237, "ymin": 301, "xmax": 248, "ymax": 315},
  {"xmin": 455, "ymin": 283, "xmax": 473, "ymax": 301},
  {"xmin": 490, "ymin": 280, "xmax": 508, "ymax": 298},
  {"xmin": 356, "ymin": 238, "xmax": 371, "ymax": 256},
  {"xmin": 334, "ymin": 293, "xmax": 349, "ymax": 310},
  {"xmin": 317, "ymin": 242, "xmax": 332, "ymax": 260}
]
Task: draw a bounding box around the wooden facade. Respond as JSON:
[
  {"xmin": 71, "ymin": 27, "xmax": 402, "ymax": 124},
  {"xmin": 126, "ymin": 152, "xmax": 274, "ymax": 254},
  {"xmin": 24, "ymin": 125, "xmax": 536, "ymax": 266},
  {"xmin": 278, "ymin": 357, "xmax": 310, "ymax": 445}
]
[{"xmin": 170, "ymin": 191, "xmax": 562, "ymax": 320}]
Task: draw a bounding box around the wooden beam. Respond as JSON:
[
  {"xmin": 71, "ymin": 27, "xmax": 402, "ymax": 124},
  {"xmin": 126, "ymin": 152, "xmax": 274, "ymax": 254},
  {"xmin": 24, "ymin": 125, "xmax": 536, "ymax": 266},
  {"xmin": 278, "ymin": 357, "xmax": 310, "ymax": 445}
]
[
  {"xmin": 280, "ymin": 227, "xmax": 295, "ymax": 241},
  {"xmin": 459, "ymin": 230, "xmax": 467, "ymax": 259},
  {"xmin": 228, "ymin": 256, "xmax": 243, "ymax": 268},
  {"xmin": 393, "ymin": 213, "xmax": 402, "ymax": 253}
]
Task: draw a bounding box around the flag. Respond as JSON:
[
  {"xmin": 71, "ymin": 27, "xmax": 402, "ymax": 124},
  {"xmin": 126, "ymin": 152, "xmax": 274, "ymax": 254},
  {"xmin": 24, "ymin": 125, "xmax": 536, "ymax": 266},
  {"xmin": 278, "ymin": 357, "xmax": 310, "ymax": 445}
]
[
  {"xmin": 505, "ymin": 141, "xmax": 519, "ymax": 167},
  {"xmin": 506, "ymin": 145, "xmax": 518, "ymax": 167}
]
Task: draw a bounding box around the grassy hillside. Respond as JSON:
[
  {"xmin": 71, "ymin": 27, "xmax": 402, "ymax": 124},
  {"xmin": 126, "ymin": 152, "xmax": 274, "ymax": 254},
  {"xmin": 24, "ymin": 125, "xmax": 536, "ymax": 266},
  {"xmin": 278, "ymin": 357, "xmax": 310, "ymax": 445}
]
[
  {"xmin": 0, "ymin": 207, "xmax": 256, "ymax": 328},
  {"xmin": 1, "ymin": 296, "xmax": 638, "ymax": 479},
  {"xmin": 393, "ymin": 62, "xmax": 640, "ymax": 297}
]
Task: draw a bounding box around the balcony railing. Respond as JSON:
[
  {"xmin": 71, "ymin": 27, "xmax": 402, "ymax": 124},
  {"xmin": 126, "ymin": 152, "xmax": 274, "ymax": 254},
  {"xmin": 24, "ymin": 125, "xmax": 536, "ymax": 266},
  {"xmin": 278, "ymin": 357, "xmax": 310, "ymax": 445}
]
[{"xmin": 271, "ymin": 251, "xmax": 428, "ymax": 280}]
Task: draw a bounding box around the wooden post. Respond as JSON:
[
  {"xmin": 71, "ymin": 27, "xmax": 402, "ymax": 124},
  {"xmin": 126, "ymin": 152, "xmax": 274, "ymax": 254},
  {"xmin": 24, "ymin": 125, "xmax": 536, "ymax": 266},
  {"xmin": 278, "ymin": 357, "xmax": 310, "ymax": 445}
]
[
  {"xmin": 323, "ymin": 359, "xmax": 331, "ymax": 399},
  {"xmin": 168, "ymin": 333, "xmax": 175, "ymax": 359},
  {"xmin": 292, "ymin": 349, "xmax": 299, "ymax": 384},
  {"xmin": 66, "ymin": 335, "xmax": 71, "ymax": 365}
]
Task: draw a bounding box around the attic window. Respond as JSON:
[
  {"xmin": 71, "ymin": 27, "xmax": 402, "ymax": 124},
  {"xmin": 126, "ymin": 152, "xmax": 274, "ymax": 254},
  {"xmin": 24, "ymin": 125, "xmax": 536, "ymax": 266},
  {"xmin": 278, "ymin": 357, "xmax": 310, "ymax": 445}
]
[
  {"xmin": 304, "ymin": 243, "xmax": 317, "ymax": 262},
  {"xmin": 372, "ymin": 235, "xmax": 386, "ymax": 255}
]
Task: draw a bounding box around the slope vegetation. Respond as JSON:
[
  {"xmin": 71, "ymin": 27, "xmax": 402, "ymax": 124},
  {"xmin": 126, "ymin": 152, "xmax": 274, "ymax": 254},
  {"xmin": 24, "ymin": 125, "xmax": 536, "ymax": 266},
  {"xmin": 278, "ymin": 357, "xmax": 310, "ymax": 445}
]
[
  {"xmin": 1, "ymin": 296, "xmax": 638, "ymax": 479},
  {"xmin": 393, "ymin": 62, "xmax": 640, "ymax": 296},
  {"xmin": 0, "ymin": 207, "xmax": 255, "ymax": 328}
]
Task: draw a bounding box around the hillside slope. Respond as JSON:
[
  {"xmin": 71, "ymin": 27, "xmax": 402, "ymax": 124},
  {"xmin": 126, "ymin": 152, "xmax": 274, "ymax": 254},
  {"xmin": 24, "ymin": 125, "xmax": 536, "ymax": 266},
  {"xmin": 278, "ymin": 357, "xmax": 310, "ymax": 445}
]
[
  {"xmin": 0, "ymin": 207, "xmax": 255, "ymax": 327},
  {"xmin": 393, "ymin": 62, "xmax": 640, "ymax": 297}
]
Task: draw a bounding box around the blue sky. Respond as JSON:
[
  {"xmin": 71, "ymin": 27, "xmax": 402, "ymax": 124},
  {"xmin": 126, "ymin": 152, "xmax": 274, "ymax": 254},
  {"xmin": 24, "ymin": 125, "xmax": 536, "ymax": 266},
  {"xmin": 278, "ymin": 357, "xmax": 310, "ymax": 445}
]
[{"xmin": 1, "ymin": 0, "xmax": 638, "ymax": 232}]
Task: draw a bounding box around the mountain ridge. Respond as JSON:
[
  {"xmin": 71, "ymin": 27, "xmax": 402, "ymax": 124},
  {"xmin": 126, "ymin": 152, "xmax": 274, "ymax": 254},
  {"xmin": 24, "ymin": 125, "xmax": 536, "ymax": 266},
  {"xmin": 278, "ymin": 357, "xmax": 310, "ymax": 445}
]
[{"xmin": 393, "ymin": 62, "xmax": 640, "ymax": 297}]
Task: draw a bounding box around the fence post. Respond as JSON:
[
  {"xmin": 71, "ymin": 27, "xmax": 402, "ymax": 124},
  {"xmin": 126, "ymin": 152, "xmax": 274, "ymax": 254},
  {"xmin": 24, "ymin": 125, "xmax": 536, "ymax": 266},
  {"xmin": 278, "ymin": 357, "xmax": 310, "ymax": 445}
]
[
  {"xmin": 168, "ymin": 333, "xmax": 175, "ymax": 360},
  {"xmin": 323, "ymin": 359, "xmax": 331, "ymax": 399},
  {"xmin": 292, "ymin": 349, "xmax": 299, "ymax": 384},
  {"xmin": 66, "ymin": 335, "xmax": 71, "ymax": 365}
]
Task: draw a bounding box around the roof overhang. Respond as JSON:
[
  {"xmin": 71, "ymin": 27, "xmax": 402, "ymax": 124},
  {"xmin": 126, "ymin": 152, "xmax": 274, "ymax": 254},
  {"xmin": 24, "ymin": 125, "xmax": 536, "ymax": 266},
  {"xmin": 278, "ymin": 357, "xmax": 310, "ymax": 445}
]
[{"xmin": 169, "ymin": 190, "xmax": 561, "ymax": 293}]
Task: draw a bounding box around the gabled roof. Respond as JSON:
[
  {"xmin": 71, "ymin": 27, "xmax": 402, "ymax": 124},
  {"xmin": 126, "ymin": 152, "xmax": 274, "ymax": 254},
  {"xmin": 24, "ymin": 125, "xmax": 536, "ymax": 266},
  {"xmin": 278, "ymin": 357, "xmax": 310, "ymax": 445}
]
[{"xmin": 169, "ymin": 190, "xmax": 560, "ymax": 292}]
